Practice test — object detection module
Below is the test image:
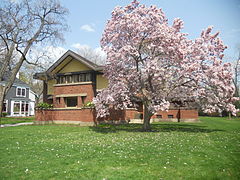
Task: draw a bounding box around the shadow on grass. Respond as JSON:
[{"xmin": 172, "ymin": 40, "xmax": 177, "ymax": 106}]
[{"xmin": 89, "ymin": 123, "xmax": 224, "ymax": 134}]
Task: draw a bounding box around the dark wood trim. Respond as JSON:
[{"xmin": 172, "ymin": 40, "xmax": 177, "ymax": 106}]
[
  {"xmin": 56, "ymin": 70, "xmax": 96, "ymax": 76},
  {"xmin": 42, "ymin": 80, "xmax": 48, "ymax": 103},
  {"xmin": 56, "ymin": 56, "xmax": 73, "ymax": 74},
  {"xmin": 92, "ymin": 72, "xmax": 97, "ymax": 96}
]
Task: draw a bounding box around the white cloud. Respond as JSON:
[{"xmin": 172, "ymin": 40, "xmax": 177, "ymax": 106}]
[
  {"xmin": 80, "ymin": 24, "xmax": 95, "ymax": 32},
  {"xmin": 71, "ymin": 43, "xmax": 91, "ymax": 50}
]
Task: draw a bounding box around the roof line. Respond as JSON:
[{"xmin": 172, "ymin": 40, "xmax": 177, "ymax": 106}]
[{"xmin": 46, "ymin": 50, "xmax": 104, "ymax": 74}]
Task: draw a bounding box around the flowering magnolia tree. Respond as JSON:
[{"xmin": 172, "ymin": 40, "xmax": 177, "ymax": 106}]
[{"xmin": 93, "ymin": 0, "xmax": 238, "ymax": 130}]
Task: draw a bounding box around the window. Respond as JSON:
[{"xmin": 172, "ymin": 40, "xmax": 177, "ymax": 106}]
[
  {"xmin": 13, "ymin": 101, "xmax": 29, "ymax": 115},
  {"xmin": 80, "ymin": 74, "xmax": 85, "ymax": 82},
  {"xmin": 73, "ymin": 75, "xmax": 79, "ymax": 83},
  {"xmin": 13, "ymin": 101, "xmax": 20, "ymax": 114},
  {"xmin": 65, "ymin": 97, "xmax": 77, "ymax": 107},
  {"xmin": 85, "ymin": 74, "xmax": 91, "ymax": 81},
  {"xmin": 60, "ymin": 76, "xmax": 66, "ymax": 84},
  {"xmin": 66, "ymin": 75, "xmax": 72, "ymax": 83},
  {"xmin": 156, "ymin": 115, "xmax": 162, "ymax": 119},
  {"xmin": 56, "ymin": 97, "xmax": 60, "ymax": 104},
  {"xmin": 22, "ymin": 89, "xmax": 26, "ymax": 96},
  {"xmin": 57, "ymin": 73, "xmax": 92, "ymax": 84},
  {"xmin": 17, "ymin": 88, "xmax": 21, "ymax": 96},
  {"xmin": 16, "ymin": 87, "xmax": 26, "ymax": 97},
  {"xmin": 21, "ymin": 101, "xmax": 25, "ymax": 112},
  {"xmin": 168, "ymin": 115, "xmax": 174, "ymax": 118},
  {"xmin": 25, "ymin": 103, "xmax": 29, "ymax": 112}
]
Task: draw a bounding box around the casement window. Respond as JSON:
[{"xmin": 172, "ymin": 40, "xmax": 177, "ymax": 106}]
[
  {"xmin": 16, "ymin": 87, "xmax": 26, "ymax": 97},
  {"xmin": 73, "ymin": 74, "xmax": 79, "ymax": 83},
  {"xmin": 156, "ymin": 114, "xmax": 162, "ymax": 119},
  {"xmin": 168, "ymin": 115, "xmax": 174, "ymax": 118},
  {"xmin": 59, "ymin": 76, "xmax": 66, "ymax": 84},
  {"xmin": 85, "ymin": 74, "xmax": 91, "ymax": 81},
  {"xmin": 57, "ymin": 73, "xmax": 92, "ymax": 84},
  {"xmin": 21, "ymin": 101, "xmax": 29, "ymax": 113},
  {"xmin": 56, "ymin": 97, "xmax": 61, "ymax": 104},
  {"xmin": 65, "ymin": 97, "xmax": 78, "ymax": 107},
  {"xmin": 66, "ymin": 75, "xmax": 72, "ymax": 83},
  {"xmin": 26, "ymin": 103, "xmax": 29, "ymax": 113},
  {"xmin": 13, "ymin": 101, "xmax": 29, "ymax": 115},
  {"xmin": 13, "ymin": 101, "xmax": 20, "ymax": 114}
]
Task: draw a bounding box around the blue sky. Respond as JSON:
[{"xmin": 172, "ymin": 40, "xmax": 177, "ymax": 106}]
[{"xmin": 59, "ymin": 0, "xmax": 240, "ymax": 62}]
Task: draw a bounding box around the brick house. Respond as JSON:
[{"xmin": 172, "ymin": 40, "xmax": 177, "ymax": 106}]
[{"xmin": 34, "ymin": 50, "xmax": 198, "ymax": 125}]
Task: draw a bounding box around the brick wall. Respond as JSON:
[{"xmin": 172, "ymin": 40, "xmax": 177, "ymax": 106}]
[
  {"xmin": 96, "ymin": 109, "xmax": 126, "ymax": 123},
  {"xmin": 153, "ymin": 110, "xmax": 180, "ymax": 119},
  {"xmin": 153, "ymin": 109, "xmax": 198, "ymax": 120},
  {"xmin": 53, "ymin": 83, "xmax": 95, "ymax": 108},
  {"xmin": 180, "ymin": 109, "xmax": 198, "ymax": 120},
  {"xmin": 36, "ymin": 107, "xmax": 198, "ymax": 125},
  {"xmin": 35, "ymin": 108, "xmax": 96, "ymax": 123}
]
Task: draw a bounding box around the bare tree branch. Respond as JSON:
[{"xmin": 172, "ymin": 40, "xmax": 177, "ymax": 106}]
[{"xmin": 0, "ymin": 0, "xmax": 68, "ymax": 118}]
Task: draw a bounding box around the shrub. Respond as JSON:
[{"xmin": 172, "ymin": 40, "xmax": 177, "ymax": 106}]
[
  {"xmin": 36, "ymin": 103, "xmax": 53, "ymax": 109},
  {"xmin": 82, "ymin": 102, "xmax": 95, "ymax": 108},
  {"xmin": 1, "ymin": 112, "xmax": 8, "ymax": 117},
  {"xmin": 134, "ymin": 113, "xmax": 143, "ymax": 119},
  {"xmin": 237, "ymin": 111, "xmax": 240, "ymax": 117}
]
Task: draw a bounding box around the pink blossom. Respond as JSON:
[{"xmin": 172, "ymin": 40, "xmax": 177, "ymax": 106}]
[{"xmin": 94, "ymin": 0, "xmax": 238, "ymax": 118}]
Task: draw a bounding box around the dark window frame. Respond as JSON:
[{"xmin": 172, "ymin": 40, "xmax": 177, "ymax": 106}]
[
  {"xmin": 57, "ymin": 73, "xmax": 92, "ymax": 84},
  {"xmin": 65, "ymin": 97, "xmax": 78, "ymax": 107},
  {"xmin": 156, "ymin": 114, "xmax": 162, "ymax": 119},
  {"xmin": 168, "ymin": 115, "xmax": 174, "ymax": 118},
  {"xmin": 16, "ymin": 87, "xmax": 27, "ymax": 97}
]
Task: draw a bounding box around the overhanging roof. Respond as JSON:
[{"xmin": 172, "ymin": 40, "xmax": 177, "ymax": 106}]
[
  {"xmin": 34, "ymin": 50, "xmax": 105, "ymax": 80},
  {"xmin": 47, "ymin": 50, "xmax": 104, "ymax": 73}
]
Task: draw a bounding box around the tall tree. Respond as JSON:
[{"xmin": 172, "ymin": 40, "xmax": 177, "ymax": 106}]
[
  {"xmin": 19, "ymin": 64, "xmax": 44, "ymax": 104},
  {"xmin": 233, "ymin": 52, "xmax": 240, "ymax": 112},
  {"xmin": 0, "ymin": 0, "xmax": 68, "ymax": 117},
  {"xmin": 94, "ymin": 0, "xmax": 238, "ymax": 131},
  {"xmin": 75, "ymin": 46, "xmax": 106, "ymax": 65},
  {"xmin": 233, "ymin": 52, "xmax": 240, "ymax": 97}
]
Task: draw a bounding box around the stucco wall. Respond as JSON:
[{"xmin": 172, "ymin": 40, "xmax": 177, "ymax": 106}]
[
  {"xmin": 96, "ymin": 74, "xmax": 108, "ymax": 90},
  {"xmin": 47, "ymin": 79, "xmax": 56, "ymax": 95},
  {"xmin": 58, "ymin": 59, "xmax": 90, "ymax": 73}
]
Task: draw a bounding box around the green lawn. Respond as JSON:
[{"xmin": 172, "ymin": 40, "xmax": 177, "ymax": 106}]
[
  {"xmin": 0, "ymin": 116, "xmax": 34, "ymax": 125},
  {"xmin": 0, "ymin": 117, "xmax": 239, "ymax": 179}
]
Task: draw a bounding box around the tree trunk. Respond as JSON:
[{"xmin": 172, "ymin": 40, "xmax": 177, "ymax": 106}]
[
  {"xmin": 177, "ymin": 108, "xmax": 181, "ymax": 122},
  {"xmin": 143, "ymin": 103, "xmax": 153, "ymax": 131},
  {"xmin": 228, "ymin": 112, "xmax": 232, "ymax": 120},
  {"xmin": 0, "ymin": 85, "xmax": 7, "ymax": 126}
]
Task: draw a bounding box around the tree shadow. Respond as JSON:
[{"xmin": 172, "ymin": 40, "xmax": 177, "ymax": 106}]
[{"xmin": 89, "ymin": 123, "xmax": 224, "ymax": 134}]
